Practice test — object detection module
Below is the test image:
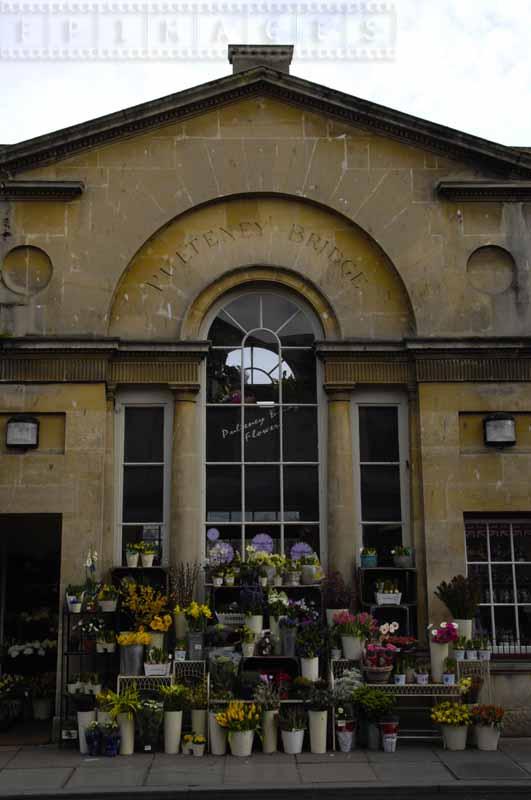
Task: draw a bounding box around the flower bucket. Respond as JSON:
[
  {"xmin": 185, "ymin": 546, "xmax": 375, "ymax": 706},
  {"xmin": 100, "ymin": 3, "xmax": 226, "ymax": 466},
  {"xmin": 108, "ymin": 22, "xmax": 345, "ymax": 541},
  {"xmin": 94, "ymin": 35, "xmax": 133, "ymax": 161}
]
[
  {"xmin": 163, "ymin": 711, "xmax": 182, "ymax": 754},
  {"xmin": 301, "ymin": 657, "xmax": 319, "ymax": 682},
  {"xmin": 85, "ymin": 728, "xmax": 101, "ymax": 757},
  {"xmin": 141, "ymin": 553, "xmax": 155, "ymax": 568},
  {"xmin": 326, "ymin": 608, "xmax": 348, "ymax": 628},
  {"xmin": 375, "ymin": 592, "xmax": 402, "ymax": 606},
  {"xmin": 174, "ymin": 648, "xmax": 187, "ymax": 662},
  {"xmin": 454, "ymin": 649, "xmax": 465, "ymax": 662},
  {"xmin": 77, "ymin": 710, "xmax": 96, "ymax": 755},
  {"xmin": 126, "ymin": 552, "xmax": 139, "ymax": 568},
  {"xmin": 118, "ymin": 713, "xmax": 135, "ymax": 756},
  {"xmin": 443, "ymin": 673, "xmax": 456, "ymax": 686},
  {"xmin": 285, "ymin": 571, "xmax": 301, "ymax": 586},
  {"xmin": 393, "ymin": 555, "xmax": 412, "ymax": 568},
  {"xmin": 415, "ymin": 673, "xmax": 429, "ymax": 685},
  {"xmin": 360, "ymin": 554, "xmax": 377, "ymax": 569},
  {"xmin": 478, "ymin": 650, "xmax": 491, "ymax": 661},
  {"xmin": 229, "ymin": 730, "xmax": 254, "ymax": 758},
  {"xmin": 394, "ymin": 674, "xmax": 406, "ymax": 686},
  {"xmin": 336, "ymin": 721, "xmax": 356, "ymax": 752},
  {"xmin": 281, "ymin": 729, "xmax": 304, "ymax": 755},
  {"xmin": 382, "ymin": 733, "xmax": 398, "ymax": 753},
  {"xmin": 341, "ymin": 635, "xmax": 364, "ymax": 660},
  {"xmin": 213, "ymin": 576, "xmax": 223, "ymax": 587},
  {"xmin": 144, "ymin": 663, "xmax": 170, "ymax": 676},
  {"xmin": 301, "ymin": 564, "xmax": 317, "ymax": 585},
  {"xmin": 187, "ymin": 632, "xmax": 204, "ymax": 661},
  {"xmin": 430, "ymin": 641, "xmax": 449, "ymax": 683},
  {"xmin": 441, "ymin": 724, "xmax": 468, "ymax": 751},
  {"xmin": 191, "ymin": 709, "xmax": 207, "ymax": 737},
  {"xmin": 98, "ymin": 599, "xmax": 117, "ymax": 613},
  {"xmin": 102, "ymin": 732, "xmax": 121, "ymax": 757},
  {"xmin": 246, "ymin": 615, "xmax": 263, "ymax": 636},
  {"xmin": 466, "ymin": 650, "xmax": 478, "ymax": 661},
  {"xmin": 192, "ymin": 743, "xmax": 205, "ymax": 757},
  {"xmin": 476, "ymin": 724, "xmax": 500, "ymax": 751},
  {"xmin": 262, "ymin": 709, "xmax": 278, "ymax": 754},
  {"xmin": 309, "ymin": 709, "xmax": 327, "ymax": 754},
  {"xmin": 209, "ymin": 711, "xmax": 227, "ymax": 756},
  {"xmin": 69, "ymin": 602, "xmax": 82, "ymax": 614},
  {"xmin": 242, "ymin": 642, "xmax": 255, "ymax": 658},
  {"xmin": 174, "ymin": 611, "xmax": 187, "ymax": 640},
  {"xmin": 120, "ymin": 644, "xmax": 144, "ymax": 675},
  {"xmin": 280, "ymin": 627, "xmax": 297, "ymax": 657},
  {"xmin": 269, "ymin": 616, "xmax": 280, "ymax": 639},
  {"xmin": 364, "ymin": 665, "xmax": 393, "ymax": 684}
]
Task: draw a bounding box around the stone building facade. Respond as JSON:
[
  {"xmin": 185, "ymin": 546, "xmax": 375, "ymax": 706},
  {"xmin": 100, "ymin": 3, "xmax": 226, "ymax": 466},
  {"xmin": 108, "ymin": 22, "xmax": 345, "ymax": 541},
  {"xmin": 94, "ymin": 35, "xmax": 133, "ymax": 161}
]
[{"xmin": 1, "ymin": 45, "xmax": 531, "ymax": 728}]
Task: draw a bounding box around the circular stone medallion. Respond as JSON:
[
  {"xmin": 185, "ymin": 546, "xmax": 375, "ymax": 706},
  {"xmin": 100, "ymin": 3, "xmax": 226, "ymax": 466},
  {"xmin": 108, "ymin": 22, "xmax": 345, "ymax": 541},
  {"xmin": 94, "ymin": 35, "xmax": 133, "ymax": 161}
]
[{"xmin": 2, "ymin": 245, "xmax": 53, "ymax": 296}]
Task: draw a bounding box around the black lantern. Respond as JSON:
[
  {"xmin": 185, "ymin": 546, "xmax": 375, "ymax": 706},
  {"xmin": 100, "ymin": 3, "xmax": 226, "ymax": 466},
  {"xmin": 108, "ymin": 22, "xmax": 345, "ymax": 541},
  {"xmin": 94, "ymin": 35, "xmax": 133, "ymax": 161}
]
[
  {"xmin": 483, "ymin": 413, "xmax": 516, "ymax": 448},
  {"xmin": 6, "ymin": 415, "xmax": 39, "ymax": 449}
]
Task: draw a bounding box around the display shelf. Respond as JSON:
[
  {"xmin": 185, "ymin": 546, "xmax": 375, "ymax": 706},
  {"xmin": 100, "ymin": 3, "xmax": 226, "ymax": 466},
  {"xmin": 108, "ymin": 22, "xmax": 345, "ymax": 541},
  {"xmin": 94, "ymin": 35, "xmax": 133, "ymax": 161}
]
[{"xmin": 117, "ymin": 675, "xmax": 172, "ymax": 694}]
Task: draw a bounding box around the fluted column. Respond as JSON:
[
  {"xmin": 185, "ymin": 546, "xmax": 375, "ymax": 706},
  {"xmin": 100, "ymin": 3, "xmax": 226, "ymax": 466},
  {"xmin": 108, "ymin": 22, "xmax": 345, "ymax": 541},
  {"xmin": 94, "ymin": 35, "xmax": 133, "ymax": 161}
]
[
  {"xmin": 326, "ymin": 386, "xmax": 356, "ymax": 580},
  {"xmin": 170, "ymin": 386, "xmax": 202, "ymax": 566}
]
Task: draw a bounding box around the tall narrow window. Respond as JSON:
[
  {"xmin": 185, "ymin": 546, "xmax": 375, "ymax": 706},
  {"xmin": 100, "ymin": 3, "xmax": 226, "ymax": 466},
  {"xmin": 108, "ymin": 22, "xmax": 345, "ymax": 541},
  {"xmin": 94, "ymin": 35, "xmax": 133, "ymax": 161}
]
[
  {"xmin": 205, "ymin": 291, "xmax": 321, "ymax": 561},
  {"xmin": 116, "ymin": 391, "xmax": 173, "ymax": 565},
  {"xmin": 353, "ymin": 392, "xmax": 409, "ymax": 564}
]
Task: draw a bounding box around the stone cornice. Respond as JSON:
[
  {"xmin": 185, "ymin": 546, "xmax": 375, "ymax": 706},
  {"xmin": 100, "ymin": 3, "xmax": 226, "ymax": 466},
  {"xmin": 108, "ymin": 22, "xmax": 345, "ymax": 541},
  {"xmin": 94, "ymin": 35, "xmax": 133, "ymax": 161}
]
[
  {"xmin": 1, "ymin": 68, "xmax": 531, "ymax": 178},
  {"xmin": 437, "ymin": 180, "xmax": 531, "ymax": 202},
  {"xmin": 0, "ymin": 180, "xmax": 84, "ymax": 200}
]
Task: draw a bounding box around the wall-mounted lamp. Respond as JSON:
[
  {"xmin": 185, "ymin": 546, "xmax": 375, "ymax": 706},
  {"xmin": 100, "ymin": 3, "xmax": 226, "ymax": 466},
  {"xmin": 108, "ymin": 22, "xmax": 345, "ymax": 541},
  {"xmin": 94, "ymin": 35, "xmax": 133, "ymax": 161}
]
[
  {"xmin": 483, "ymin": 413, "xmax": 516, "ymax": 448},
  {"xmin": 6, "ymin": 415, "xmax": 39, "ymax": 450}
]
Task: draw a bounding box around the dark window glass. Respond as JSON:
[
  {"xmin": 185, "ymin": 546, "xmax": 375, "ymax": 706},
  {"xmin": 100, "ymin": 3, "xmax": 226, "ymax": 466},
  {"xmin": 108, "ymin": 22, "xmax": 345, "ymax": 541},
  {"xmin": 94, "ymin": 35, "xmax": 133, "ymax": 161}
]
[
  {"xmin": 362, "ymin": 523, "xmax": 402, "ymax": 563},
  {"xmin": 468, "ymin": 563, "xmax": 491, "ymax": 603},
  {"xmin": 262, "ymin": 294, "xmax": 299, "ymax": 332},
  {"xmin": 208, "ymin": 311, "xmax": 245, "ymax": 346},
  {"xmin": 489, "ymin": 523, "xmax": 511, "ymax": 561},
  {"xmin": 206, "ymin": 408, "xmax": 241, "ymax": 462},
  {"xmin": 206, "ymin": 525, "xmax": 242, "ymax": 560},
  {"xmin": 465, "ymin": 522, "xmax": 488, "ymax": 561},
  {"xmin": 513, "ymin": 523, "xmax": 531, "ymax": 561},
  {"xmin": 280, "ymin": 350, "xmax": 316, "ymax": 402},
  {"xmin": 361, "ymin": 465, "xmax": 401, "ymax": 521},
  {"xmin": 516, "ymin": 565, "xmax": 531, "ymax": 603},
  {"xmin": 476, "ymin": 606, "xmax": 493, "ymax": 640},
  {"xmin": 359, "ymin": 407, "xmax": 399, "ymax": 462},
  {"xmin": 206, "ymin": 466, "xmax": 241, "ymax": 521},
  {"xmin": 224, "ymin": 295, "xmax": 260, "ymax": 333},
  {"xmin": 123, "ymin": 465, "xmax": 163, "ymax": 522},
  {"xmin": 245, "ymin": 466, "xmax": 280, "ymax": 521},
  {"xmin": 494, "ymin": 606, "xmax": 517, "ymax": 645},
  {"xmin": 491, "ymin": 564, "xmax": 514, "ymax": 603},
  {"xmin": 279, "ymin": 313, "xmax": 314, "ymax": 346},
  {"xmin": 283, "ymin": 466, "xmax": 319, "ymax": 521},
  {"xmin": 207, "ymin": 349, "xmax": 242, "ymax": 404},
  {"xmin": 283, "ymin": 407, "xmax": 318, "ymax": 461},
  {"xmin": 518, "ymin": 606, "xmax": 531, "ymax": 644},
  {"xmin": 245, "ymin": 524, "xmax": 281, "ymax": 554},
  {"xmin": 124, "ymin": 407, "xmax": 164, "ymax": 463},
  {"xmin": 285, "ymin": 524, "xmax": 320, "ymax": 557},
  {"xmin": 244, "ymin": 407, "xmax": 280, "ymax": 462}
]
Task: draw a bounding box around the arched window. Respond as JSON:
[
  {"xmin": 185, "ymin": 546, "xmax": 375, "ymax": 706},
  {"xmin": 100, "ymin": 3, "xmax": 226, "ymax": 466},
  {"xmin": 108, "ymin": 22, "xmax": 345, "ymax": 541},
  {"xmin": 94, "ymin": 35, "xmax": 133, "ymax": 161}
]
[{"xmin": 204, "ymin": 290, "xmax": 322, "ymax": 561}]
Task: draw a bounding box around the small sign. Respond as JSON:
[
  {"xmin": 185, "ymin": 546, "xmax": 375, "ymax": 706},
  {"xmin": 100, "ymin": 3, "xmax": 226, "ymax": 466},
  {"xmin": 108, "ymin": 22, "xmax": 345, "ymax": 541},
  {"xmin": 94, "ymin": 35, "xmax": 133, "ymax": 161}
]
[{"xmin": 6, "ymin": 416, "xmax": 39, "ymax": 449}]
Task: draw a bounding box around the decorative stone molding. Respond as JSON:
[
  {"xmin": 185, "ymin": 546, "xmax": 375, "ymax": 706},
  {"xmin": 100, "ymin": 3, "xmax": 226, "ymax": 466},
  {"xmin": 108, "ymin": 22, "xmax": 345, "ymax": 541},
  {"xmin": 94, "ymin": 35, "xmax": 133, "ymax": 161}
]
[
  {"xmin": 437, "ymin": 180, "xmax": 531, "ymax": 202},
  {"xmin": 0, "ymin": 180, "xmax": 84, "ymax": 200}
]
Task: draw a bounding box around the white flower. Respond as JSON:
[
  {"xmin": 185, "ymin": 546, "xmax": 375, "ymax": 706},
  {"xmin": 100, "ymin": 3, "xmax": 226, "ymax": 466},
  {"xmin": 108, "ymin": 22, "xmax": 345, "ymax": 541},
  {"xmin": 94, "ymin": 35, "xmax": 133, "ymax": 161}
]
[
  {"xmin": 37, "ymin": 649, "xmax": 45, "ymax": 656},
  {"xmin": 23, "ymin": 647, "xmax": 33, "ymax": 655},
  {"xmin": 389, "ymin": 622, "xmax": 399, "ymax": 633},
  {"xmin": 379, "ymin": 623, "xmax": 390, "ymax": 636},
  {"xmin": 440, "ymin": 622, "xmax": 447, "ymax": 628}
]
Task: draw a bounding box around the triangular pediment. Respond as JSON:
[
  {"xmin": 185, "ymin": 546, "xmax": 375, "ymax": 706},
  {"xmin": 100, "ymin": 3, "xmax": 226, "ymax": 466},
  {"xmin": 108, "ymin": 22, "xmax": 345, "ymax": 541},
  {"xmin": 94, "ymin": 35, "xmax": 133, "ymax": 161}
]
[{"xmin": 2, "ymin": 67, "xmax": 531, "ymax": 178}]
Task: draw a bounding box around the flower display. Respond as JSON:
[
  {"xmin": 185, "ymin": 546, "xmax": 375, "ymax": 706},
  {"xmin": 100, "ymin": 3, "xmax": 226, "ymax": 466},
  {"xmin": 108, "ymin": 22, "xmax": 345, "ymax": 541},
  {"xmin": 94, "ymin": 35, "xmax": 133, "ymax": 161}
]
[
  {"xmin": 73, "ymin": 616, "xmax": 106, "ymax": 637},
  {"xmin": 215, "ymin": 701, "xmax": 261, "ymax": 732},
  {"xmin": 365, "ymin": 642, "xmax": 398, "ymax": 667},
  {"xmin": 470, "ymin": 704, "xmax": 505, "ymax": 728},
  {"xmin": 117, "ymin": 631, "xmax": 152, "ymax": 646},
  {"xmin": 149, "ymin": 614, "xmax": 172, "ymax": 632},
  {"xmin": 120, "ymin": 581, "xmax": 168, "ymax": 629},
  {"xmin": 184, "ymin": 601, "xmax": 212, "ymax": 632},
  {"xmin": 267, "ymin": 590, "xmax": 289, "ymax": 617},
  {"xmin": 97, "ymin": 584, "xmax": 118, "ymax": 601},
  {"xmin": 431, "ymin": 701, "xmax": 471, "ymax": 726},
  {"xmin": 8, "ymin": 639, "xmax": 57, "ymax": 658},
  {"xmin": 429, "ymin": 622, "xmax": 459, "ymax": 644},
  {"xmin": 245, "ymin": 545, "xmax": 273, "ymax": 568},
  {"xmin": 332, "ymin": 611, "xmax": 378, "ymax": 638}
]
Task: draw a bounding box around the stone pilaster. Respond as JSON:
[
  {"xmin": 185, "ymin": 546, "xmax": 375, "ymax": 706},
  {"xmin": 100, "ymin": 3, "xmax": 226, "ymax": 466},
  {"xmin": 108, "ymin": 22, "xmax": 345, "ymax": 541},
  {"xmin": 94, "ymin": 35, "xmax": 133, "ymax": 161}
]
[
  {"xmin": 170, "ymin": 386, "xmax": 202, "ymax": 567},
  {"xmin": 326, "ymin": 386, "xmax": 356, "ymax": 580}
]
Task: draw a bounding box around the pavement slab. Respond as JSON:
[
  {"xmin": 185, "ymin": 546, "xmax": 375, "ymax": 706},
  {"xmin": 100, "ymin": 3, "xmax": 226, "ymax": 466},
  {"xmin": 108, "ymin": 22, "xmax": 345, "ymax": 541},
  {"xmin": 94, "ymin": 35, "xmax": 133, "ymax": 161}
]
[
  {"xmin": 369, "ymin": 761, "xmax": 456, "ymax": 784},
  {"xmin": 224, "ymin": 758, "xmax": 300, "ymax": 785},
  {"xmin": 437, "ymin": 750, "xmax": 529, "ymax": 780},
  {"xmin": 296, "ymin": 751, "xmax": 369, "ymax": 763},
  {"xmin": 6, "ymin": 748, "xmax": 84, "ymax": 769},
  {"xmin": 146, "ymin": 767, "xmax": 225, "ymax": 787},
  {"xmin": 65, "ymin": 766, "xmax": 150, "ymax": 789},
  {"xmin": 0, "ymin": 766, "xmax": 74, "ymax": 792},
  {"xmin": 298, "ymin": 762, "xmax": 377, "ymax": 783},
  {"xmin": 367, "ymin": 745, "xmax": 442, "ymax": 762}
]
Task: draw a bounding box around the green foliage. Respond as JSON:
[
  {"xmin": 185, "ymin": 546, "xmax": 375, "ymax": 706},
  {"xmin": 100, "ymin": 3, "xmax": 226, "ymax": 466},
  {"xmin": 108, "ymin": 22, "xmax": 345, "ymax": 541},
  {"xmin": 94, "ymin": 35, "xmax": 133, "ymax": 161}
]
[
  {"xmin": 352, "ymin": 686, "xmax": 396, "ymax": 721},
  {"xmin": 434, "ymin": 574, "xmax": 480, "ymax": 619},
  {"xmin": 158, "ymin": 683, "xmax": 190, "ymax": 711},
  {"xmin": 279, "ymin": 706, "xmax": 307, "ymax": 731},
  {"xmin": 108, "ymin": 686, "xmax": 141, "ymax": 720}
]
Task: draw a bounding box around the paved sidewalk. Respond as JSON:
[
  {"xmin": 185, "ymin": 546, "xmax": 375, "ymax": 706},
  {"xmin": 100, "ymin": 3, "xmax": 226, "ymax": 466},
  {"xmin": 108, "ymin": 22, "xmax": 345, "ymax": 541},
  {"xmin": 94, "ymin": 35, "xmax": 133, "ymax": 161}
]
[{"xmin": 0, "ymin": 740, "xmax": 529, "ymax": 797}]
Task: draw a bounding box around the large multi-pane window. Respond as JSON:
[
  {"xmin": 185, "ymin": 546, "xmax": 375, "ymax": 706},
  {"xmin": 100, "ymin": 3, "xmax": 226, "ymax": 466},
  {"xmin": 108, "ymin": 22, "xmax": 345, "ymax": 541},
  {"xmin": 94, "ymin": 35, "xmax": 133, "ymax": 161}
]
[
  {"xmin": 116, "ymin": 391, "xmax": 173, "ymax": 565},
  {"xmin": 466, "ymin": 518, "xmax": 531, "ymax": 653},
  {"xmin": 205, "ymin": 291, "xmax": 321, "ymax": 560},
  {"xmin": 352, "ymin": 392, "xmax": 410, "ymax": 564}
]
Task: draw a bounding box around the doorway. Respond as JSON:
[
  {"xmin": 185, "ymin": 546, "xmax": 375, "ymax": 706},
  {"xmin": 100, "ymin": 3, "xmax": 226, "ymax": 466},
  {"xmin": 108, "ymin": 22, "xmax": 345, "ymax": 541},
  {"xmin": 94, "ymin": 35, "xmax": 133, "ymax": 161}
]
[{"xmin": 0, "ymin": 514, "xmax": 61, "ymax": 744}]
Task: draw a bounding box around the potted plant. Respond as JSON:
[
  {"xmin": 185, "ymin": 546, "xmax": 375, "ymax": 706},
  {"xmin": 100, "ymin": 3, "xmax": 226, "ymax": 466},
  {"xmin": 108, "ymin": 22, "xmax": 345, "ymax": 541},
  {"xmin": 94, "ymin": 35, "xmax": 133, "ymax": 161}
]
[
  {"xmin": 284, "ymin": 559, "xmax": 301, "ymax": 586},
  {"xmin": 330, "ymin": 628, "xmax": 342, "ymax": 660},
  {"xmin": 375, "ymin": 580, "xmax": 402, "ymax": 606},
  {"xmin": 96, "ymin": 689, "xmax": 114, "ymax": 725},
  {"xmin": 428, "ymin": 621, "xmax": 459, "ymax": 682},
  {"xmin": 393, "ymin": 656, "xmax": 407, "ymax": 686},
  {"xmin": 279, "ymin": 707, "xmax": 307, "ymax": 754},
  {"xmin": 30, "ymin": 673, "xmax": 55, "ymax": 721},
  {"xmin": 158, "ymin": 683, "xmax": 189, "ymax": 754},
  {"xmin": 363, "ymin": 642, "xmax": 397, "ymax": 684},
  {"xmin": 208, "ymin": 691, "xmax": 231, "ymax": 755},
  {"xmin": 434, "ymin": 574, "xmax": 481, "ymax": 641},
  {"xmin": 465, "ymin": 639, "xmax": 478, "ymax": 660},
  {"xmin": 470, "ymin": 704, "xmax": 504, "ymax": 751},
  {"xmin": 170, "ymin": 561, "xmax": 200, "ymax": 639},
  {"xmin": 125, "ymin": 543, "xmax": 141, "ymax": 568},
  {"xmin": 136, "ymin": 698, "xmax": 164, "ymax": 752},
  {"xmin": 360, "ymin": 547, "xmax": 377, "ymax": 569},
  {"xmin": 415, "ymin": 660, "xmax": 430, "ymax": 685},
  {"xmin": 240, "ymin": 587, "xmax": 265, "ymax": 636},
  {"xmin": 87, "ymin": 672, "xmax": 102, "ymax": 696},
  {"xmin": 323, "ymin": 571, "xmax": 354, "ymax": 626},
  {"xmin": 174, "ymin": 639, "xmax": 187, "ymax": 661},
  {"xmin": 267, "ymin": 589, "xmax": 289, "ymax": 638},
  {"xmin": 212, "ymin": 570, "xmax": 224, "ymax": 588},
  {"xmin": 299, "ymin": 552, "xmax": 320, "ymax": 585},
  {"xmin": 71, "ymin": 691, "xmax": 96, "ymax": 754},
  {"xmin": 184, "ymin": 600, "xmax": 212, "ymax": 660},
  {"xmin": 192, "ymin": 733, "xmax": 206, "ymax": 757},
  {"xmin": 297, "ymin": 621, "xmax": 323, "ymax": 682},
  {"xmin": 66, "ymin": 584, "xmax": 84, "ymax": 613},
  {"xmin": 108, "ymin": 686, "xmax": 141, "ymax": 755},
  {"xmin": 117, "ymin": 630, "xmax": 151, "ymax": 675},
  {"xmin": 97, "ymin": 584, "xmax": 119, "ymax": 613},
  {"xmin": 307, "ymin": 680, "xmax": 332, "ymax": 754},
  {"xmin": 334, "ymin": 703, "xmax": 356, "ymax": 752},
  {"xmin": 73, "ymin": 615, "xmax": 106, "ymax": 653},
  {"xmin": 67, "ymin": 674, "xmax": 81, "ymax": 695},
  {"xmin": 478, "ymin": 637, "xmax": 491, "ymax": 661},
  {"xmin": 224, "ymin": 568, "xmax": 235, "ymax": 587},
  {"xmin": 189, "ymin": 682, "xmax": 208, "ymax": 737},
  {"xmin": 278, "ymin": 616, "xmax": 298, "ymax": 657},
  {"xmin": 442, "ymin": 657, "xmax": 457, "ymax": 686},
  {"xmin": 215, "ymin": 701, "xmax": 261, "ymax": 757},
  {"xmin": 100, "ymin": 720, "xmax": 121, "ymax": 757},
  {"xmin": 181, "ymin": 733, "xmax": 193, "ymax": 755},
  {"xmin": 139, "ymin": 541, "xmax": 159, "ymax": 568},
  {"xmin": 352, "ymin": 686, "xmax": 396, "ymax": 751},
  {"xmin": 454, "ymin": 636, "xmax": 467, "ymax": 661},
  {"xmin": 84, "ymin": 720, "xmax": 101, "ymax": 756},
  {"xmin": 431, "ymin": 701, "xmax": 471, "ymax": 751},
  {"xmin": 144, "ymin": 647, "xmax": 171, "ymax": 676},
  {"xmin": 253, "ymin": 679, "xmax": 280, "ymax": 754},
  {"xmin": 271, "ymin": 554, "xmax": 286, "ymax": 586},
  {"xmin": 333, "ymin": 611, "xmax": 377, "ymax": 660},
  {"xmin": 391, "ymin": 545, "xmax": 413, "ymax": 568}
]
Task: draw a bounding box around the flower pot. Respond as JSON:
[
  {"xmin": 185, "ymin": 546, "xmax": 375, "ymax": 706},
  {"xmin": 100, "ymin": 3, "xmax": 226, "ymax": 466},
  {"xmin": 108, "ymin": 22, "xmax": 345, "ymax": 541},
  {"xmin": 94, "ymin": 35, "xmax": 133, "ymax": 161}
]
[
  {"xmin": 361, "ymin": 554, "xmax": 377, "ymax": 569},
  {"xmin": 259, "ymin": 576, "xmax": 268, "ymax": 588},
  {"xmin": 336, "ymin": 721, "xmax": 356, "ymax": 752},
  {"xmin": 476, "ymin": 724, "xmax": 500, "ymax": 751},
  {"xmin": 70, "ymin": 602, "xmax": 82, "ymax": 613},
  {"xmin": 174, "ymin": 648, "xmax": 187, "ymax": 662},
  {"xmin": 269, "ymin": 616, "xmax": 280, "ymax": 639},
  {"xmin": 181, "ymin": 739, "xmax": 193, "ymax": 755},
  {"xmin": 364, "ymin": 665, "xmax": 393, "ymax": 684},
  {"xmin": 301, "ymin": 564, "xmax": 317, "ymax": 585},
  {"xmin": 415, "ymin": 673, "xmax": 429, "ymax": 685},
  {"xmin": 285, "ymin": 571, "xmax": 301, "ymax": 586},
  {"xmin": 367, "ymin": 722, "xmax": 380, "ymax": 751},
  {"xmin": 120, "ymin": 644, "xmax": 144, "ymax": 675},
  {"xmin": 90, "ymin": 684, "xmax": 102, "ymax": 696},
  {"xmin": 382, "ymin": 733, "xmax": 398, "ymax": 752},
  {"xmin": 393, "ymin": 555, "xmax": 412, "ymax": 568},
  {"xmin": 263, "ymin": 565, "xmax": 276, "ymax": 584},
  {"xmin": 97, "ymin": 711, "xmax": 111, "ymax": 725},
  {"xmin": 326, "ymin": 608, "xmax": 349, "ymax": 627},
  {"xmin": 478, "ymin": 649, "xmax": 491, "ymax": 661},
  {"xmin": 309, "ymin": 709, "xmax": 327, "ymax": 754},
  {"xmin": 174, "ymin": 611, "xmax": 187, "ymax": 640},
  {"xmin": 441, "ymin": 724, "xmax": 468, "ymax": 751},
  {"xmin": 163, "ymin": 710, "xmax": 182, "ymax": 754},
  {"xmin": 191, "ymin": 709, "xmax": 207, "ymax": 737},
  {"xmin": 453, "ymin": 619, "xmax": 473, "ymax": 641},
  {"xmin": 213, "ymin": 576, "xmax": 223, "ymax": 587},
  {"xmin": 281, "ymin": 729, "xmax": 304, "ymax": 754},
  {"xmin": 341, "ymin": 635, "xmax": 364, "ymax": 660},
  {"xmin": 242, "ymin": 641, "xmax": 255, "ymax": 658},
  {"xmin": 187, "ymin": 632, "xmax": 204, "ymax": 661},
  {"xmin": 96, "ymin": 642, "xmax": 105, "ymax": 653},
  {"xmin": 67, "ymin": 682, "xmax": 81, "ymax": 694},
  {"xmin": 126, "ymin": 552, "xmax": 139, "ymax": 568},
  {"xmin": 117, "ymin": 713, "xmax": 135, "ymax": 755},
  {"xmin": 98, "ymin": 599, "xmax": 117, "ymax": 613},
  {"xmin": 102, "ymin": 732, "xmax": 121, "ymax": 757},
  {"xmin": 454, "ymin": 649, "xmax": 465, "ymax": 661},
  {"xmin": 466, "ymin": 650, "xmax": 478, "ymax": 661},
  {"xmin": 262, "ymin": 709, "xmax": 278, "ymax": 753},
  {"xmin": 144, "ymin": 663, "xmax": 171, "ymax": 676},
  {"xmin": 331, "ymin": 648, "xmax": 342, "ymax": 660},
  {"xmin": 394, "ymin": 674, "xmax": 406, "ymax": 686},
  {"xmin": 246, "ymin": 615, "xmax": 263, "ymax": 636},
  {"xmin": 141, "ymin": 553, "xmax": 155, "ymax": 567},
  {"xmin": 443, "ymin": 673, "xmax": 456, "ymax": 686},
  {"xmin": 85, "ymin": 728, "xmax": 101, "ymax": 757},
  {"xmin": 229, "ymin": 730, "xmax": 254, "ymax": 758},
  {"xmin": 77, "ymin": 710, "xmax": 96, "ymax": 755},
  {"xmin": 273, "ymin": 575, "xmax": 283, "ymax": 587},
  {"xmin": 224, "ymin": 576, "xmax": 235, "ymax": 587},
  {"xmin": 429, "ymin": 641, "xmax": 448, "ymax": 683},
  {"xmin": 301, "ymin": 656, "xmax": 319, "ymax": 682},
  {"xmin": 209, "ymin": 711, "xmax": 227, "ymax": 755},
  {"xmin": 280, "ymin": 627, "xmax": 297, "ymax": 657},
  {"xmin": 33, "ymin": 698, "xmax": 52, "ymax": 721},
  {"xmin": 192, "ymin": 743, "xmax": 205, "ymax": 757}
]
